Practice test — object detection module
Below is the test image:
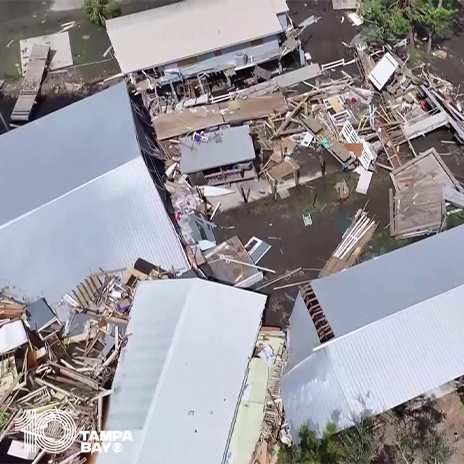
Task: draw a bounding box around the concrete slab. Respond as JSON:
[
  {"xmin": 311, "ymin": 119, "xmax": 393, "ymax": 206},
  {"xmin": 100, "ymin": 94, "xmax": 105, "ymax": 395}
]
[{"xmin": 20, "ymin": 32, "xmax": 73, "ymax": 74}]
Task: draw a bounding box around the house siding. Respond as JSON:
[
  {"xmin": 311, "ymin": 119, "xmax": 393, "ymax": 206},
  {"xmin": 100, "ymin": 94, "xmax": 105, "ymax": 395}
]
[{"xmin": 162, "ymin": 35, "xmax": 281, "ymax": 78}]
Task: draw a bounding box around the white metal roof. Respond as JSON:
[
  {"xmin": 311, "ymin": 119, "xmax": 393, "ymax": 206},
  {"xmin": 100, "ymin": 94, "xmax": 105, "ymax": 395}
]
[
  {"xmin": 271, "ymin": 0, "xmax": 289, "ymax": 13},
  {"xmin": 0, "ymin": 83, "xmax": 189, "ymax": 303},
  {"xmin": 179, "ymin": 125, "xmax": 255, "ymax": 174},
  {"xmin": 98, "ymin": 279, "xmax": 267, "ymax": 464},
  {"xmin": 311, "ymin": 224, "xmax": 464, "ymax": 337},
  {"xmin": 106, "ymin": 0, "xmax": 284, "ymax": 74},
  {"xmin": 282, "ymin": 280, "xmax": 464, "ymax": 437}
]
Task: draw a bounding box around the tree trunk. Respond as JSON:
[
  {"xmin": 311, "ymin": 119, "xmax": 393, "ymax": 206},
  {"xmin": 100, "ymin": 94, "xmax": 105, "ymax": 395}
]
[
  {"xmin": 438, "ymin": 0, "xmax": 443, "ymax": 7},
  {"xmin": 409, "ymin": 27, "xmax": 415, "ymax": 50},
  {"xmin": 427, "ymin": 32, "xmax": 433, "ymax": 54}
]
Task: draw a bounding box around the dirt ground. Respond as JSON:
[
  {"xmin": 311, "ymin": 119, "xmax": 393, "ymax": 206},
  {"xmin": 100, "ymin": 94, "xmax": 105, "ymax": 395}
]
[
  {"xmin": 0, "ymin": 6, "xmax": 120, "ymax": 88},
  {"xmin": 436, "ymin": 392, "xmax": 464, "ymax": 464},
  {"xmin": 215, "ymin": 169, "xmax": 393, "ymax": 327}
]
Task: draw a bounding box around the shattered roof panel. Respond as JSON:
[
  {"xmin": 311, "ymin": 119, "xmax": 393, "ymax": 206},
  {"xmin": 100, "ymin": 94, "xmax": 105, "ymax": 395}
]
[
  {"xmin": 179, "ymin": 125, "xmax": 256, "ymax": 174},
  {"xmin": 283, "ymin": 282, "xmax": 464, "ymax": 436},
  {"xmin": 311, "ymin": 224, "xmax": 464, "ymax": 337},
  {"xmin": 99, "ymin": 279, "xmax": 267, "ymax": 464},
  {"xmin": 106, "ymin": 0, "xmax": 284, "ymax": 73}
]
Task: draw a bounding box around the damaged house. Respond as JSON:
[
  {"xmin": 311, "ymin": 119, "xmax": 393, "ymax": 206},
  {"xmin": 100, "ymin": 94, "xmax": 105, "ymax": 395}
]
[
  {"xmin": 97, "ymin": 278, "xmax": 268, "ymax": 464},
  {"xmin": 179, "ymin": 125, "xmax": 258, "ymax": 186},
  {"xmin": 0, "ymin": 82, "xmax": 189, "ymax": 304},
  {"xmin": 282, "ymin": 224, "xmax": 464, "ymax": 437},
  {"xmin": 106, "ymin": 0, "xmax": 295, "ymax": 101}
]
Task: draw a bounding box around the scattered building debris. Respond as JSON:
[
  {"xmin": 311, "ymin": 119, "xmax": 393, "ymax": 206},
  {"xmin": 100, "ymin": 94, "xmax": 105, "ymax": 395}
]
[
  {"xmin": 0, "ymin": 262, "xmax": 177, "ymax": 464},
  {"xmin": 20, "ymin": 32, "xmax": 73, "ymax": 74},
  {"xmin": 320, "ymin": 209, "xmax": 377, "ymax": 277},
  {"xmin": 11, "ymin": 44, "xmax": 49, "ymax": 122}
]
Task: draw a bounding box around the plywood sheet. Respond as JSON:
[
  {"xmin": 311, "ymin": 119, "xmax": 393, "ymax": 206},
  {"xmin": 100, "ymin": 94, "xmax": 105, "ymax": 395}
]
[
  {"xmin": 391, "ymin": 148, "xmax": 460, "ymax": 193},
  {"xmin": 152, "ymin": 104, "xmax": 224, "ymax": 140},
  {"xmin": 220, "ymin": 92, "xmax": 288, "ymax": 123}
]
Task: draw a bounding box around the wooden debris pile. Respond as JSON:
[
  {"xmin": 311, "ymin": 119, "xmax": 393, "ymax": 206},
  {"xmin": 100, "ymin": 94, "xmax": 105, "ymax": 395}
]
[
  {"xmin": 320, "ymin": 208, "xmax": 378, "ymax": 277},
  {"xmin": 0, "ymin": 261, "xmax": 175, "ymax": 464}
]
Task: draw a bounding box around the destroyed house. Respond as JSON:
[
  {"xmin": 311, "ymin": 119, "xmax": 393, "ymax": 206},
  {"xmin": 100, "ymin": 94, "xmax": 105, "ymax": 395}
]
[
  {"xmin": 97, "ymin": 278, "xmax": 267, "ymax": 464},
  {"xmin": 179, "ymin": 125, "xmax": 257, "ymax": 186},
  {"xmin": 0, "ymin": 82, "xmax": 189, "ymax": 304},
  {"xmin": 282, "ymin": 224, "xmax": 464, "ymax": 438},
  {"xmin": 106, "ymin": 0, "xmax": 290, "ymax": 81}
]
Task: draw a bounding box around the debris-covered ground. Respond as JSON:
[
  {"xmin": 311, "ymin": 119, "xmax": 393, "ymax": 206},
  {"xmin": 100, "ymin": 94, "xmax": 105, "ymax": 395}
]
[{"xmin": 3, "ymin": 0, "xmax": 464, "ymax": 463}]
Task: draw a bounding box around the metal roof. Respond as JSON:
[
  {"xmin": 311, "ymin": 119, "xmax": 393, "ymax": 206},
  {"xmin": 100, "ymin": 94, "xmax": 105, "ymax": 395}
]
[
  {"xmin": 106, "ymin": 0, "xmax": 284, "ymax": 74},
  {"xmin": 98, "ymin": 279, "xmax": 267, "ymax": 464},
  {"xmin": 311, "ymin": 224, "xmax": 464, "ymax": 337},
  {"xmin": 179, "ymin": 125, "xmax": 256, "ymax": 174},
  {"xmin": 286, "ymin": 292, "xmax": 320, "ymax": 372},
  {"xmin": 271, "ymin": 0, "xmax": 289, "ymax": 13},
  {"xmin": 0, "ymin": 83, "xmax": 189, "ymax": 303},
  {"xmin": 282, "ymin": 282, "xmax": 464, "ymax": 437}
]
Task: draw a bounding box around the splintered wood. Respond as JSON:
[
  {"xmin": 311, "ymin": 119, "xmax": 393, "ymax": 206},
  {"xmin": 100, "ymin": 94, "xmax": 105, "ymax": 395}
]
[
  {"xmin": 320, "ymin": 209, "xmax": 377, "ymax": 277},
  {"xmin": 0, "ymin": 261, "xmax": 175, "ymax": 464}
]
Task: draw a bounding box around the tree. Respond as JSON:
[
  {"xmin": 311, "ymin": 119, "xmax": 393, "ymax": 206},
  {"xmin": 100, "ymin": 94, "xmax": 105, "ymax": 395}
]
[
  {"xmin": 279, "ymin": 418, "xmax": 380, "ymax": 464},
  {"xmin": 416, "ymin": 1, "xmax": 455, "ymax": 53},
  {"xmin": 360, "ymin": 0, "xmax": 455, "ymax": 49},
  {"xmin": 338, "ymin": 416, "xmax": 379, "ymax": 464},
  {"xmin": 421, "ymin": 427, "xmax": 455, "ymax": 464},
  {"xmin": 361, "ymin": 0, "xmax": 412, "ymax": 44},
  {"xmin": 84, "ymin": 0, "xmax": 121, "ymax": 27},
  {"xmin": 279, "ymin": 423, "xmax": 341, "ymax": 464}
]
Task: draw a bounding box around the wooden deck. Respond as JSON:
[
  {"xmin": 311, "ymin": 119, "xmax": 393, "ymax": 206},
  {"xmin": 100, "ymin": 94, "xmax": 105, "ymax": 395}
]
[{"xmin": 11, "ymin": 44, "xmax": 49, "ymax": 123}]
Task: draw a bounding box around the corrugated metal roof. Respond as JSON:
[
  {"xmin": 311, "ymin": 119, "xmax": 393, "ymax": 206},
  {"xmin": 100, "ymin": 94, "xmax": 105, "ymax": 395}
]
[
  {"xmin": 98, "ymin": 279, "xmax": 267, "ymax": 464},
  {"xmin": 179, "ymin": 125, "xmax": 255, "ymax": 174},
  {"xmin": 0, "ymin": 83, "xmax": 189, "ymax": 302},
  {"xmin": 282, "ymin": 282, "xmax": 464, "ymax": 437},
  {"xmin": 311, "ymin": 224, "xmax": 464, "ymax": 337},
  {"xmin": 106, "ymin": 0, "xmax": 284, "ymax": 74},
  {"xmin": 0, "ymin": 83, "xmax": 137, "ymax": 226}
]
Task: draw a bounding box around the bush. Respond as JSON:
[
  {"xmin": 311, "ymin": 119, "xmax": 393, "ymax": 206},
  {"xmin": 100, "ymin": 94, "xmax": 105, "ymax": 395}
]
[{"xmin": 84, "ymin": 0, "xmax": 121, "ymax": 27}]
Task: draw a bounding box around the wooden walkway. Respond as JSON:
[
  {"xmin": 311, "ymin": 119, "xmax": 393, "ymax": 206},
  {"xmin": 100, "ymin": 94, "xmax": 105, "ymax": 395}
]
[{"xmin": 11, "ymin": 44, "xmax": 49, "ymax": 123}]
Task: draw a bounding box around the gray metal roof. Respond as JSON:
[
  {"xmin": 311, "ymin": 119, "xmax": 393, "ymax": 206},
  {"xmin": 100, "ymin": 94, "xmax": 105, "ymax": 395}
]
[
  {"xmin": 98, "ymin": 279, "xmax": 267, "ymax": 464},
  {"xmin": 0, "ymin": 83, "xmax": 189, "ymax": 303},
  {"xmin": 282, "ymin": 282, "xmax": 464, "ymax": 437},
  {"xmin": 311, "ymin": 224, "xmax": 464, "ymax": 337},
  {"xmin": 286, "ymin": 292, "xmax": 320, "ymax": 372},
  {"xmin": 0, "ymin": 83, "xmax": 139, "ymax": 226},
  {"xmin": 179, "ymin": 125, "xmax": 256, "ymax": 174}
]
